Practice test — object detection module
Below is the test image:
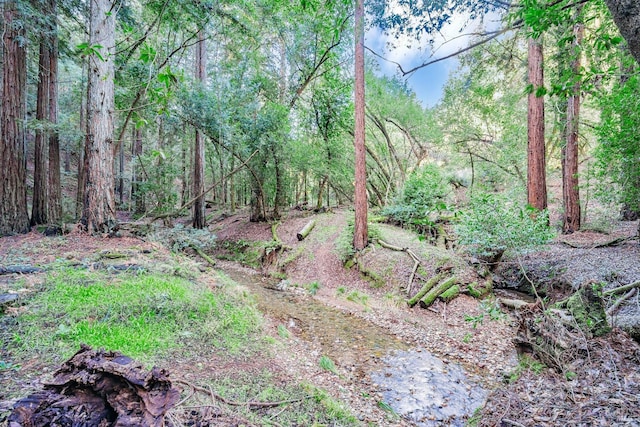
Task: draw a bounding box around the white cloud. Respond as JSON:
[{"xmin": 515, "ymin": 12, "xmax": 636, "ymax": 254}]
[{"xmin": 367, "ymin": 4, "xmax": 503, "ymax": 76}]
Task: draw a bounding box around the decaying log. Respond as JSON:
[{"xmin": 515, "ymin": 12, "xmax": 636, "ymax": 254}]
[
  {"xmin": 0, "ymin": 265, "xmax": 44, "ymax": 275},
  {"xmin": 191, "ymin": 244, "xmax": 216, "ymax": 267},
  {"xmin": 8, "ymin": 345, "xmax": 179, "ymax": 427},
  {"xmin": 439, "ymin": 284, "xmax": 460, "ymax": 302},
  {"xmin": 297, "ymin": 219, "xmax": 316, "ymax": 241},
  {"xmin": 419, "ymin": 276, "xmax": 456, "ymax": 308},
  {"xmin": 407, "ymin": 272, "xmax": 445, "ymax": 307}
]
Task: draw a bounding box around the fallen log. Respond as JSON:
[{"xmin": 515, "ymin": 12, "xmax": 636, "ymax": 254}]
[
  {"xmin": 439, "ymin": 284, "xmax": 460, "ymax": 302},
  {"xmin": 0, "ymin": 265, "xmax": 44, "ymax": 275},
  {"xmin": 191, "ymin": 244, "xmax": 216, "ymax": 267},
  {"xmin": 297, "ymin": 219, "xmax": 316, "ymax": 241},
  {"xmin": 419, "ymin": 276, "xmax": 456, "ymax": 308},
  {"xmin": 407, "ymin": 272, "xmax": 445, "ymax": 307}
]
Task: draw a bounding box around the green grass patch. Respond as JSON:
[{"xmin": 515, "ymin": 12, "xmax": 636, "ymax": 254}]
[
  {"xmin": 191, "ymin": 372, "xmax": 358, "ymax": 426},
  {"xmin": 8, "ymin": 268, "xmax": 262, "ymax": 364}
]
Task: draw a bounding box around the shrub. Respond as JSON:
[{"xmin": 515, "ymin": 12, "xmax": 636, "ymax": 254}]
[
  {"xmin": 454, "ymin": 192, "xmax": 555, "ymax": 258},
  {"xmin": 382, "ymin": 164, "xmax": 449, "ymax": 232}
]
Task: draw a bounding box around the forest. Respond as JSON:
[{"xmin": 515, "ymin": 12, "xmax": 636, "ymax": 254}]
[{"xmin": 1, "ymin": 0, "xmax": 640, "ymax": 426}]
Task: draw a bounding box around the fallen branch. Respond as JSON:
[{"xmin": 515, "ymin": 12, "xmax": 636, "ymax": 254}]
[
  {"xmin": 175, "ymin": 379, "xmax": 309, "ymax": 409},
  {"xmin": 408, "ymin": 260, "xmax": 420, "ymax": 295},
  {"xmin": 603, "ymin": 280, "xmax": 640, "ymax": 297},
  {"xmin": 376, "ymin": 239, "xmax": 405, "ymax": 252},
  {"xmin": 606, "ymin": 288, "xmax": 637, "ymax": 317}
]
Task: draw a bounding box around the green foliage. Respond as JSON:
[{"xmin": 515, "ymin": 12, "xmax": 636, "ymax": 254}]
[
  {"xmin": 595, "ymin": 63, "xmax": 640, "ymax": 214},
  {"xmin": 306, "ymin": 281, "xmax": 321, "ymax": 295},
  {"xmin": 318, "ymin": 355, "xmax": 338, "ymax": 374},
  {"xmin": 464, "ymin": 299, "xmax": 506, "ymax": 328},
  {"xmin": 138, "ymin": 149, "xmax": 180, "ymax": 215},
  {"xmin": 455, "ymin": 193, "xmax": 555, "ymax": 257},
  {"xmin": 382, "ymin": 164, "xmax": 449, "ymax": 230},
  {"xmin": 9, "ymin": 269, "xmax": 261, "ymax": 363},
  {"xmin": 346, "ymin": 290, "xmax": 369, "ymax": 306},
  {"xmin": 508, "ymin": 354, "xmax": 546, "ymax": 383}
]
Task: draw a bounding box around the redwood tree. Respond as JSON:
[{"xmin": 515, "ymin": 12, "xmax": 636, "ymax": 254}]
[
  {"xmin": 193, "ymin": 30, "xmax": 206, "ymax": 229},
  {"xmin": 562, "ymin": 18, "xmax": 584, "ymax": 233},
  {"xmin": 527, "ymin": 37, "xmax": 547, "ymax": 212},
  {"xmin": 48, "ymin": 0, "xmax": 62, "ymax": 224},
  {"xmin": 353, "ymin": 0, "xmax": 368, "ymax": 250},
  {"xmin": 0, "ymin": 0, "xmax": 30, "ymax": 236},
  {"xmin": 82, "ymin": 0, "xmax": 117, "ymax": 234},
  {"xmin": 32, "ymin": 39, "xmax": 51, "ymax": 225}
]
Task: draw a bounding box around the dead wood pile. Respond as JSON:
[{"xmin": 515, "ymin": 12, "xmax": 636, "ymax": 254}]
[{"xmin": 8, "ymin": 345, "xmax": 179, "ymax": 427}]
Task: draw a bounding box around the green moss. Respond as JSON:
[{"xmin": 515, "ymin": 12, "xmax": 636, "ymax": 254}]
[
  {"xmin": 439, "ymin": 284, "xmax": 460, "ymax": 302},
  {"xmin": 565, "ymin": 283, "xmax": 611, "ymax": 337}
]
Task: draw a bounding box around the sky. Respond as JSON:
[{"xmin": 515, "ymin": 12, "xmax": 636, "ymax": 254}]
[{"xmin": 365, "ymin": 9, "xmax": 504, "ymax": 108}]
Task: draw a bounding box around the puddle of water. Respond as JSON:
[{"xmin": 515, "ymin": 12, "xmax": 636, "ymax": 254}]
[{"xmin": 371, "ymin": 349, "xmax": 488, "ymax": 426}]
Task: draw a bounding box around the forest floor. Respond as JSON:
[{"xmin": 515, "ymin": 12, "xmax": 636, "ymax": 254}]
[{"xmin": 1, "ymin": 207, "xmax": 639, "ymax": 426}]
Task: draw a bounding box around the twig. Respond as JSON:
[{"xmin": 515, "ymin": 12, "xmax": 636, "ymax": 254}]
[
  {"xmin": 174, "ymin": 379, "xmax": 309, "ymax": 409},
  {"xmin": 606, "ymin": 288, "xmax": 637, "ymax": 316}
]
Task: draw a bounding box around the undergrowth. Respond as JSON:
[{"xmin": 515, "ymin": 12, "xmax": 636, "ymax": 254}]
[{"xmin": 7, "ymin": 268, "xmax": 262, "ymax": 365}]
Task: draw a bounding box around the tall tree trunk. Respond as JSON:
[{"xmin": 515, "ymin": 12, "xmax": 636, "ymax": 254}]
[
  {"xmin": 353, "ymin": 0, "xmax": 368, "ymax": 251},
  {"xmin": 48, "ymin": 0, "xmax": 62, "ymax": 224},
  {"xmin": 603, "ymin": 0, "xmax": 640, "ymax": 64},
  {"xmin": 527, "ymin": 36, "xmax": 547, "ymax": 212},
  {"xmin": 0, "ymin": 0, "xmax": 29, "ymax": 235},
  {"xmin": 82, "ymin": 0, "xmax": 117, "ymax": 234},
  {"xmin": 192, "ymin": 30, "xmax": 206, "ymax": 229},
  {"xmin": 132, "ymin": 128, "xmax": 145, "ymax": 214},
  {"xmin": 76, "ymin": 61, "xmax": 87, "ymax": 221},
  {"xmin": 32, "ymin": 42, "xmax": 51, "ymax": 226},
  {"xmin": 562, "ymin": 19, "xmax": 584, "ymax": 234}
]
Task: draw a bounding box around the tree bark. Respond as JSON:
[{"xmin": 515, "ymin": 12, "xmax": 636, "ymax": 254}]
[
  {"xmin": 48, "ymin": 0, "xmax": 62, "ymax": 224},
  {"xmin": 603, "ymin": 0, "xmax": 640, "ymax": 64},
  {"xmin": 193, "ymin": 30, "xmax": 206, "ymax": 229},
  {"xmin": 82, "ymin": 0, "xmax": 117, "ymax": 234},
  {"xmin": 32, "ymin": 41, "xmax": 51, "ymax": 226},
  {"xmin": 0, "ymin": 1, "xmax": 30, "ymax": 236},
  {"xmin": 562, "ymin": 18, "xmax": 584, "ymax": 234},
  {"xmin": 353, "ymin": 0, "xmax": 368, "ymax": 251},
  {"xmin": 527, "ymin": 37, "xmax": 547, "ymax": 212},
  {"xmin": 132, "ymin": 128, "xmax": 145, "ymax": 214}
]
